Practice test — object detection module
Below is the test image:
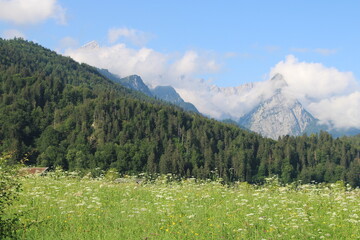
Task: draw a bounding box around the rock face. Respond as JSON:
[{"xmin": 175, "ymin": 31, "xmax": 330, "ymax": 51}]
[
  {"xmin": 151, "ymin": 86, "xmax": 199, "ymax": 113},
  {"xmin": 239, "ymin": 75, "xmax": 317, "ymax": 139},
  {"xmin": 118, "ymin": 75, "xmax": 153, "ymax": 97}
]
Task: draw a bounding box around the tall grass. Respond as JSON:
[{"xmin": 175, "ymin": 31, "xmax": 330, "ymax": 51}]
[{"xmin": 11, "ymin": 173, "xmax": 360, "ymax": 239}]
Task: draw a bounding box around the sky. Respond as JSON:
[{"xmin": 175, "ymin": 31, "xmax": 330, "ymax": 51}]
[{"xmin": 1, "ymin": 0, "xmax": 360, "ymax": 129}]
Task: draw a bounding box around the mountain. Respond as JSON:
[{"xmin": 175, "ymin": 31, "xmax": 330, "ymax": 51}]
[
  {"xmin": 1, "ymin": 39, "xmax": 359, "ymax": 186},
  {"xmin": 97, "ymin": 69, "xmax": 153, "ymax": 96},
  {"xmin": 118, "ymin": 75, "xmax": 154, "ymax": 97},
  {"xmin": 151, "ymin": 86, "xmax": 199, "ymax": 113},
  {"xmin": 239, "ymin": 75, "xmax": 317, "ymax": 139},
  {"xmin": 209, "ymin": 73, "xmax": 360, "ymax": 138},
  {"xmin": 96, "ymin": 68, "xmax": 122, "ymax": 83},
  {"xmin": 97, "ymin": 69, "xmax": 198, "ymax": 112}
]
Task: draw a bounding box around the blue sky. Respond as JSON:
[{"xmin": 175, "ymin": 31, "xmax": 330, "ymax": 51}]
[
  {"xmin": 1, "ymin": 0, "xmax": 360, "ymax": 128},
  {"xmin": 1, "ymin": 0, "xmax": 359, "ymax": 87}
]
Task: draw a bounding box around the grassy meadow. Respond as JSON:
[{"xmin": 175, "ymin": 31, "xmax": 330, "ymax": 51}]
[{"xmin": 9, "ymin": 173, "xmax": 360, "ymax": 239}]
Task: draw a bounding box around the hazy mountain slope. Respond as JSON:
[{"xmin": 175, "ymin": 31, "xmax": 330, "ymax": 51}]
[{"xmin": 151, "ymin": 86, "xmax": 199, "ymax": 113}]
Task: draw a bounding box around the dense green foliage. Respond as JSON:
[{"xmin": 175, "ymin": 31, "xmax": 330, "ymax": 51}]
[
  {"xmin": 12, "ymin": 174, "xmax": 360, "ymax": 239},
  {"xmin": 0, "ymin": 154, "xmax": 22, "ymax": 238},
  {"xmin": 0, "ymin": 38, "xmax": 359, "ymax": 185},
  {"xmin": 342, "ymin": 134, "xmax": 360, "ymax": 150}
]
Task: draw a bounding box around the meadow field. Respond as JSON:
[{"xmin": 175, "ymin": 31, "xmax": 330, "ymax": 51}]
[{"xmin": 9, "ymin": 172, "xmax": 360, "ymax": 239}]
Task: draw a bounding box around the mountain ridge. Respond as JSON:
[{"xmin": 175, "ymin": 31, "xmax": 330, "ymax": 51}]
[{"xmin": 97, "ymin": 68, "xmax": 199, "ymax": 113}]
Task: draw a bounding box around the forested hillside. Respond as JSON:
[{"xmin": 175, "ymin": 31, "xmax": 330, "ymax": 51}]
[{"xmin": 0, "ymin": 39, "xmax": 359, "ymax": 186}]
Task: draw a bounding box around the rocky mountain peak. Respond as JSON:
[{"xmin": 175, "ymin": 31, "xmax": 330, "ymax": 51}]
[
  {"xmin": 118, "ymin": 75, "xmax": 153, "ymax": 97},
  {"xmin": 239, "ymin": 86, "xmax": 316, "ymax": 139}
]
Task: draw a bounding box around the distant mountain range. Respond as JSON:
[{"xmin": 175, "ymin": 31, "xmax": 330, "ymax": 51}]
[
  {"xmin": 99, "ymin": 69, "xmax": 360, "ymax": 139},
  {"xmin": 78, "ymin": 41, "xmax": 360, "ymax": 139},
  {"xmin": 97, "ymin": 69, "xmax": 199, "ymax": 113}
]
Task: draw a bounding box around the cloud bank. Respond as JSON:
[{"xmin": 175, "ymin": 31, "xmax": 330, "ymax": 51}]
[
  {"xmin": 0, "ymin": 0, "xmax": 66, "ymax": 25},
  {"xmin": 308, "ymin": 92, "xmax": 360, "ymax": 129},
  {"xmin": 270, "ymin": 55, "xmax": 357, "ymax": 100},
  {"xmin": 270, "ymin": 55, "xmax": 360, "ymax": 129},
  {"xmin": 66, "ymin": 40, "xmax": 360, "ymax": 129},
  {"xmin": 65, "ymin": 41, "xmax": 220, "ymax": 88}
]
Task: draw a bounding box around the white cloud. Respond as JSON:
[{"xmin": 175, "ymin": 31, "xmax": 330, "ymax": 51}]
[
  {"xmin": 170, "ymin": 51, "xmax": 220, "ymax": 77},
  {"xmin": 0, "ymin": 0, "xmax": 66, "ymax": 25},
  {"xmin": 108, "ymin": 27, "xmax": 152, "ymax": 46},
  {"xmin": 2, "ymin": 29, "xmax": 25, "ymax": 39},
  {"xmin": 66, "ymin": 42, "xmax": 168, "ymax": 86},
  {"xmin": 270, "ymin": 55, "xmax": 360, "ymax": 129},
  {"xmin": 65, "ymin": 40, "xmax": 224, "ymax": 116},
  {"xmin": 308, "ymin": 92, "xmax": 360, "ymax": 129},
  {"xmin": 270, "ymin": 55, "xmax": 357, "ymax": 101},
  {"xmin": 66, "ymin": 41, "xmax": 220, "ymax": 87}
]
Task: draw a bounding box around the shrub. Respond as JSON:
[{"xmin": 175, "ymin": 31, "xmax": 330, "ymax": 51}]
[
  {"xmin": 104, "ymin": 168, "xmax": 119, "ymax": 181},
  {"xmin": 0, "ymin": 154, "xmax": 22, "ymax": 239}
]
